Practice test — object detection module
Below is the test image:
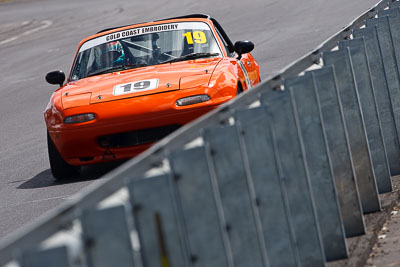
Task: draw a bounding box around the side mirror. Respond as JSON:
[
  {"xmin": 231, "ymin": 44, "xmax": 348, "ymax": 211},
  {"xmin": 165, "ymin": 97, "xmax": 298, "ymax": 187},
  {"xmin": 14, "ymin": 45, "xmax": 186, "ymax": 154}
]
[
  {"xmin": 45, "ymin": 70, "xmax": 66, "ymax": 87},
  {"xmin": 234, "ymin": 41, "xmax": 254, "ymax": 60}
]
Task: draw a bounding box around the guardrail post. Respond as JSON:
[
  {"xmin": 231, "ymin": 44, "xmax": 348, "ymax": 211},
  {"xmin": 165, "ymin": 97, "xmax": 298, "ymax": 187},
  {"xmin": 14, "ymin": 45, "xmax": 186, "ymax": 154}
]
[
  {"xmin": 390, "ymin": 0, "xmax": 400, "ymax": 8},
  {"xmin": 19, "ymin": 246, "xmax": 75, "ymax": 267},
  {"xmin": 339, "ymin": 38, "xmax": 392, "ymax": 193},
  {"xmin": 388, "ymin": 11, "xmax": 400, "ymax": 91},
  {"xmin": 169, "ymin": 146, "xmax": 231, "ymax": 267},
  {"xmin": 80, "ymin": 205, "xmax": 136, "ymax": 267},
  {"xmin": 202, "ymin": 125, "xmax": 269, "ymax": 267},
  {"xmin": 311, "ymin": 66, "xmax": 366, "ymax": 237},
  {"xmin": 284, "ymin": 73, "xmax": 348, "ymax": 261},
  {"xmin": 367, "ymin": 17, "xmax": 400, "ymax": 172},
  {"xmin": 128, "ymin": 174, "xmax": 190, "ymax": 267},
  {"xmin": 378, "ymin": 6, "xmax": 399, "ymax": 17},
  {"xmin": 323, "ymin": 48, "xmax": 381, "ymax": 213},
  {"xmin": 353, "ymin": 26, "xmax": 400, "ymax": 176},
  {"xmin": 260, "ymin": 90, "xmax": 326, "ymax": 267},
  {"xmin": 233, "ymin": 106, "xmax": 299, "ymax": 267}
]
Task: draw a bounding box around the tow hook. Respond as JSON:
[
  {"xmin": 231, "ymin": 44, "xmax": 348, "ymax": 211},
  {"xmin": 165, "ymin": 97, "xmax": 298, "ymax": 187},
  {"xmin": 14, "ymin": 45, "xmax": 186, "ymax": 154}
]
[{"xmin": 102, "ymin": 149, "xmax": 116, "ymax": 160}]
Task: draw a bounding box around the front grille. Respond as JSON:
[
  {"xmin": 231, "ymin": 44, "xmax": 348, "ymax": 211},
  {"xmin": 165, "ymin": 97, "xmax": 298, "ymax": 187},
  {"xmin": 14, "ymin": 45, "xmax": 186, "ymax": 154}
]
[{"xmin": 98, "ymin": 124, "xmax": 181, "ymax": 148}]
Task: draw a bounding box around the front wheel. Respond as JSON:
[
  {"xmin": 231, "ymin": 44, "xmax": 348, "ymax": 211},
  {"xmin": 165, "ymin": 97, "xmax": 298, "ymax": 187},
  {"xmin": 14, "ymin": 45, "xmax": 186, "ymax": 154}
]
[{"xmin": 47, "ymin": 131, "xmax": 81, "ymax": 180}]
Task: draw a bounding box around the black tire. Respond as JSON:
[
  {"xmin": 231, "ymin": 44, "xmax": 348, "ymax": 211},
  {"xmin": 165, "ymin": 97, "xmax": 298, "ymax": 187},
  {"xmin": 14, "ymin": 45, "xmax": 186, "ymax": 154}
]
[
  {"xmin": 47, "ymin": 131, "xmax": 81, "ymax": 180},
  {"xmin": 236, "ymin": 83, "xmax": 243, "ymax": 95}
]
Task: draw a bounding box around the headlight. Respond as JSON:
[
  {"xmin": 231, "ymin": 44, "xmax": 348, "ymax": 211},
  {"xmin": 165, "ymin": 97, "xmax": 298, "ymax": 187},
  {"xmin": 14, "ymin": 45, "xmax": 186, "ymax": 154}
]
[
  {"xmin": 176, "ymin": 95, "xmax": 210, "ymax": 106},
  {"xmin": 64, "ymin": 113, "xmax": 96, "ymax": 124}
]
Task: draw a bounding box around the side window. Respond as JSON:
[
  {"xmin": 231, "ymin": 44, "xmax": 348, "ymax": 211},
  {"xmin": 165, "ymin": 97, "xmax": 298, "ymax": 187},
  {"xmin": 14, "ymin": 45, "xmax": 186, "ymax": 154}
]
[{"xmin": 215, "ymin": 28, "xmax": 231, "ymax": 56}]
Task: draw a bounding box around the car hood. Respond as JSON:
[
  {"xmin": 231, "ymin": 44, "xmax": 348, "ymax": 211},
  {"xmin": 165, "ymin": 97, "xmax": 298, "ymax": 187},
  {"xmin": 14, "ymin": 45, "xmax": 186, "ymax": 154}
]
[{"xmin": 61, "ymin": 58, "xmax": 221, "ymax": 109}]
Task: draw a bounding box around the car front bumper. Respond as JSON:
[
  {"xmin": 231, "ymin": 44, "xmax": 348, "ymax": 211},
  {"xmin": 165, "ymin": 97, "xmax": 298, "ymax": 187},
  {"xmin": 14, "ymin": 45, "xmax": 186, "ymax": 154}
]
[{"xmin": 46, "ymin": 87, "xmax": 230, "ymax": 166}]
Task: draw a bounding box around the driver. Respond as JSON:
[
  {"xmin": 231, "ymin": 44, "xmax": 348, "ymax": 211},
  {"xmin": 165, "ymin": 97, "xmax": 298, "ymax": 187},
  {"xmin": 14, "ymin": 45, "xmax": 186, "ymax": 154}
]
[{"xmin": 94, "ymin": 41, "xmax": 125, "ymax": 69}]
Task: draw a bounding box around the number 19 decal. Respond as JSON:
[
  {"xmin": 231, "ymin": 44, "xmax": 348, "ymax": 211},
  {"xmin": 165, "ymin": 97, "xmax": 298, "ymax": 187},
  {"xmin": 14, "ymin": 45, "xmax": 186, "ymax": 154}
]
[{"xmin": 182, "ymin": 31, "xmax": 207, "ymax": 44}]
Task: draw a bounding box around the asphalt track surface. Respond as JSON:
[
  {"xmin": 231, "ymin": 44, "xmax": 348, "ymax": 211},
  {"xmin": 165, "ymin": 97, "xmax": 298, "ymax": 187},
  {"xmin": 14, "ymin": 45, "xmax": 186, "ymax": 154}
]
[{"xmin": 0, "ymin": 0, "xmax": 380, "ymax": 240}]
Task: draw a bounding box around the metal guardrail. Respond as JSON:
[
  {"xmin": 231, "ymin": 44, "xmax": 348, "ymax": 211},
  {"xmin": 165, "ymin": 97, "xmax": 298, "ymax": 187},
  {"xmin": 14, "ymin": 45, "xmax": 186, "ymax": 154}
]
[{"xmin": 1, "ymin": 0, "xmax": 400, "ymax": 266}]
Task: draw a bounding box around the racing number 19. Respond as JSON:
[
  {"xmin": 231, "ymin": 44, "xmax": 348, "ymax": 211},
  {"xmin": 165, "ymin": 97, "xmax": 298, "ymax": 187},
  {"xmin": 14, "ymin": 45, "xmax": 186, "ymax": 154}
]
[{"xmin": 182, "ymin": 31, "xmax": 206, "ymax": 44}]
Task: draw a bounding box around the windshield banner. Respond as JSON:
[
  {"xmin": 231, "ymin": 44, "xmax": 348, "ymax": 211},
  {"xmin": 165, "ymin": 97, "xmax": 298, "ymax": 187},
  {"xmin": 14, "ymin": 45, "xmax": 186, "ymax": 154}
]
[{"xmin": 79, "ymin": 22, "xmax": 210, "ymax": 52}]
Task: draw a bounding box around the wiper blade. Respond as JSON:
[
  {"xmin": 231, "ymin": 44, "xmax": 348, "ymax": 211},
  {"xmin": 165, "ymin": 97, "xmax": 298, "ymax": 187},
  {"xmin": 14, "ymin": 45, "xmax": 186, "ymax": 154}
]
[
  {"xmin": 161, "ymin": 52, "xmax": 220, "ymax": 64},
  {"xmin": 87, "ymin": 63, "xmax": 147, "ymax": 77},
  {"xmin": 88, "ymin": 66, "xmax": 126, "ymax": 77}
]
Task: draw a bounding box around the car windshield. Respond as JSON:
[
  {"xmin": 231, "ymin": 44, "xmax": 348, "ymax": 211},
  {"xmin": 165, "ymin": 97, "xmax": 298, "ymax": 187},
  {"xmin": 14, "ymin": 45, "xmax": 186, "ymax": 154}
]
[{"xmin": 70, "ymin": 21, "xmax": 222, "ymax": 81}]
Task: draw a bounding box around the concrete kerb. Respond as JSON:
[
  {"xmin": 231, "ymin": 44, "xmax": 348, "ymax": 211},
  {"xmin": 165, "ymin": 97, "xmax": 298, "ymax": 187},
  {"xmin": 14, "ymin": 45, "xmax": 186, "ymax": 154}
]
[{"xmin": 327, "ymin": 175, "xmax": 400, "ymax": 267}]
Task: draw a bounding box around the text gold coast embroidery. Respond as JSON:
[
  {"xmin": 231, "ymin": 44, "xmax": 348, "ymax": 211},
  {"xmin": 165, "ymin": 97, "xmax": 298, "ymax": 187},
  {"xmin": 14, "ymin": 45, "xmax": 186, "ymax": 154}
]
[{"xmin": 106, "ymin": 24, "xmax": 179, "ymax": 42}]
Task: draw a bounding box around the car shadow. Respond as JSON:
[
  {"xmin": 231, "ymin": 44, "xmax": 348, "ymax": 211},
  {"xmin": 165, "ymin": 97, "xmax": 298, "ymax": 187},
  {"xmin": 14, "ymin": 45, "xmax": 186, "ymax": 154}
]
[{"xmin": 17, "ymin": 161, "xmax": 126, "ymax": 189}]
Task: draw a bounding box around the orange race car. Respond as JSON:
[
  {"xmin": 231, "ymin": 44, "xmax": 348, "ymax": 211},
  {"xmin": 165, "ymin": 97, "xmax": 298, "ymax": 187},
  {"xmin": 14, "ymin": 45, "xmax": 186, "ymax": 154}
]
[{"xmin": 44, "ymin": 14, "xmax": 260, "ymax": 179}]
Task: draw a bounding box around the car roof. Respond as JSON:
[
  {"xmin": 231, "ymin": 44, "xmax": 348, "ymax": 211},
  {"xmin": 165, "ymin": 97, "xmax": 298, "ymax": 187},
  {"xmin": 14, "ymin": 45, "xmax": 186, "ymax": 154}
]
[
  {"xmin": 97, "ymin": 14, "xmax": 211, "ymax": 34},
  {"xmin": 80, "ymin": 14, "xmax": 234, "ymax": 53}
]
